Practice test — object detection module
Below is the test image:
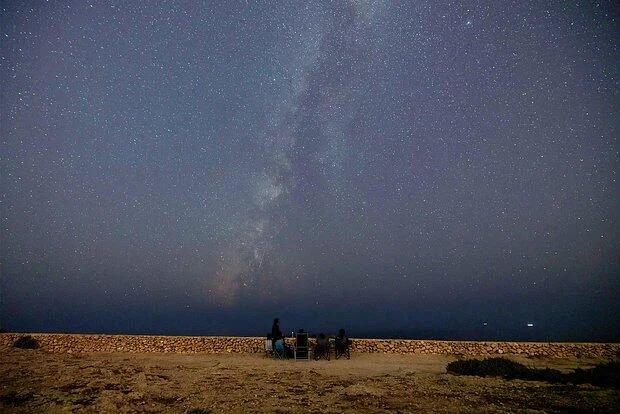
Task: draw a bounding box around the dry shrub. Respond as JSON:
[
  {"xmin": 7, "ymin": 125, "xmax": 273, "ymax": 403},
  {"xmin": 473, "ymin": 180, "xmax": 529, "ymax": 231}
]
[
  {"xmin": 447, "ymin": 357, "xmax": 619, "ymax": 388},
  {"xmin": 12, "ymin": 335, "xmax": 39, "ymax": 349}
]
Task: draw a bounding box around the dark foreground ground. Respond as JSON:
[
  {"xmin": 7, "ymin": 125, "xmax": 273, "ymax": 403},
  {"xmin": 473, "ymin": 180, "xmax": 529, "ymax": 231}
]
[{"xmin": 1, "ymin": 345, "xmax": 618, "ymax": 413}]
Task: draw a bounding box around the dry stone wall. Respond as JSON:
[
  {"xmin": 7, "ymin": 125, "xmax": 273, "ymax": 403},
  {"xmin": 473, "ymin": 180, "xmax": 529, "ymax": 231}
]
[
  {"xmin": 1, "ymin": 333, "xmax": 618, "ymax": 359},
  {"xmin": 350, "ymin": 338, "xmax": 619, "ymax": 359}
]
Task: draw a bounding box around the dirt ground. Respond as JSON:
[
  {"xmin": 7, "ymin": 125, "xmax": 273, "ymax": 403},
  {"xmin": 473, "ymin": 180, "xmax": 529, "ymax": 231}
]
[{"xmin": 1, "ymin": 346, "xmax": 618, "ymax": 413}]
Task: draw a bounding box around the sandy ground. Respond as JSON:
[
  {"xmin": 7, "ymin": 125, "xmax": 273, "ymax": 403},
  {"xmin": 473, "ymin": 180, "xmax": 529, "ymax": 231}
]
[{"xmin": 1, "ymin": 346, "xmax": 618, "ymax": 413}]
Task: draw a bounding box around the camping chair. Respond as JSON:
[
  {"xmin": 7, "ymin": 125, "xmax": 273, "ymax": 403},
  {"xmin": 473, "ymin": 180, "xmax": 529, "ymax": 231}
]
[
  {"xmin": 273, "ymin": 339, "xmax": 286, "ymax": 359},
  {"xmin": 293, "ymin": 331, "xmax": 309, "ymax": 361},
  {"xmin": 335, "ymin": 337, "xmax": 351, "ymax": 359},
  {"xmin": 313, "ymin": 335, "xmax": 330, "ymax": 360},
  {"xmin": 264, "ymin": 337, "xmax": 273, "ymax": 357}
]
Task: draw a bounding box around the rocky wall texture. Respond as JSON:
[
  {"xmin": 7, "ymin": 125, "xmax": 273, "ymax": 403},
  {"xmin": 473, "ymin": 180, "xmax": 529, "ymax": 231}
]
[
  {"xmin": 350, "ymin": 338, "xmax": 619, "ymax": 359},
  {"xmin": 1, "ymin": 333, "xmax": 618, "ymax": 359}
]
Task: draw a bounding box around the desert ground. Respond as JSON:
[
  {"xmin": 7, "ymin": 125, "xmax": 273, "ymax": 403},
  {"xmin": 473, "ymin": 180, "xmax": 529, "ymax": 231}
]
[{"xmin": 1, "ymin": 345, "xmax": 618, "ymax": 413}]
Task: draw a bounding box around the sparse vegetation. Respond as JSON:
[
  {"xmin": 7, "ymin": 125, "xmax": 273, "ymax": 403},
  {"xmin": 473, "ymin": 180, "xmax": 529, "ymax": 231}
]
[
  {"xmin": 570, "ymin": 360, "xmax": 620, "ymax": 389},
  {"xmin": 12, "ymin": 335, "xmax": 39, "ymax": 349},
  {"xmin": 0, "ymin": 391, "xmax": 34, "ymax": 406},
  {"xmin": 447, "ymin": 357, "xmax": 620, "ymax": 389}
]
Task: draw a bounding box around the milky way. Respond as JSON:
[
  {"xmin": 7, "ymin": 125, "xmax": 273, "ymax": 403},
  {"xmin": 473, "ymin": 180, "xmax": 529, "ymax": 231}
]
[{"xmin": 1, "ymin": 1, "xmax": 618, "ymax": 339}]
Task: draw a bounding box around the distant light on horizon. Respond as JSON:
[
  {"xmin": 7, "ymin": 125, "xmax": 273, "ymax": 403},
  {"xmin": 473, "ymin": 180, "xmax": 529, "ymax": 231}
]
[{"xmin": 526, "ymin": 323, "xmax": 535, "ymax": 328}]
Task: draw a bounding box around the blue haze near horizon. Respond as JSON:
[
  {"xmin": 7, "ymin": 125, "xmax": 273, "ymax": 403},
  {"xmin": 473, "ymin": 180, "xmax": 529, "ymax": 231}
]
[{"xmin": 1, "ymin": 1, "xmax": 618, "ymax": 342}]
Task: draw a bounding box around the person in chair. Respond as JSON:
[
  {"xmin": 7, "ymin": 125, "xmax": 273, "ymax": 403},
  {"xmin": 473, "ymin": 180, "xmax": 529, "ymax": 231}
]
[
  {"xmin": 314, "ymin": 333, "xmax": 330, "ymax": 360},
  {"xmin": 335, "ymin": 328, "xmax": 350, "ymax": 359}
]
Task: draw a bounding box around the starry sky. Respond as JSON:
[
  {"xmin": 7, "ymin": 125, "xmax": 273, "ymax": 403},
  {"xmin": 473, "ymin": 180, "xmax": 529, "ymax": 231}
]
[{"xmin": 1, "ymin": 1, "xmax": 618, "ymax": 340}]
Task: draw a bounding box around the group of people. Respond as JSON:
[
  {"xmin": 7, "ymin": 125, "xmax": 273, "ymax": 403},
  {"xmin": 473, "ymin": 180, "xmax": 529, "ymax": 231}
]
[{"xmin": 269, "ymin": 317, "xmax": 350, "ymax": 359}]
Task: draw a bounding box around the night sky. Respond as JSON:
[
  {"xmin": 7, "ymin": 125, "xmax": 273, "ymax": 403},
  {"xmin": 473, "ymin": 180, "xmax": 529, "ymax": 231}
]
[{"xmin": 2, "ymin": 1, "xmax": 618, "ymax": 341}]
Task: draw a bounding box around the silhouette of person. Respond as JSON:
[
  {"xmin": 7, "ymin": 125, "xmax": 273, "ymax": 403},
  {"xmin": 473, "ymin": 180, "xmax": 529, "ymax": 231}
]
[
  {"xmin": 335, "ymin": 328, "xmax": 348, "ymax": 355},
  {"xmin": 314, "ymin": 333, "xmax": 329, "ymax": 360},
  {"xmin": 271, "ymin": 318, "xmax": 283, "ymax": 341},
  {"xmin": 271, "ymin": 318, "xmax": 283, "ymax": 352},
  {"xmin": 271, "ymin": 318, "xmax": 289, "ymax": 358}
]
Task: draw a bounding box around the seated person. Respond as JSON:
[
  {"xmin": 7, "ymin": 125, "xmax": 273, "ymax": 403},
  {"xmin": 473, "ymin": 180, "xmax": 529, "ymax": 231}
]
[
  {"xmin": 314, "ymin": 333, "xmax": 330, "ymax": 360},
  {"xmin": 335, "ymin": 328, "xmax": 350, "ymax": 358}
]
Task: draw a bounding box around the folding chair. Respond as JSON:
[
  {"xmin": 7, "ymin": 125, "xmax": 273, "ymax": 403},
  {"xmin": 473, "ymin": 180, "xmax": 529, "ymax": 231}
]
[
  {"xmin": 313, "ymin": 334, "xmax": 330, "ymax": 360},
  {"xmin": 264, "ymin": 337, "xmax": 273, "ymax": 358},
  {"xmin": 273, "ymin": 339, "xmax": 286, "ymax": 359},
  {"xmin": 293, "ymin": 331, "xmax": 309, "ymax": 361},
  {"xmin": 335, "ymin": 338, "xmax": 351, "ymax": 359}
]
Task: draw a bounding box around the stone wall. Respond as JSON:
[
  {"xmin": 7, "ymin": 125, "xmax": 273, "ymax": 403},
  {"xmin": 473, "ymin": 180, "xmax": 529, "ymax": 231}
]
[
  {"xmin": 350, "ymin": 338, "xmax": 619, "ymax": 359},
  {"xmin": 1, "ymin": 333, "xmax": 618, "ymax": 359}
]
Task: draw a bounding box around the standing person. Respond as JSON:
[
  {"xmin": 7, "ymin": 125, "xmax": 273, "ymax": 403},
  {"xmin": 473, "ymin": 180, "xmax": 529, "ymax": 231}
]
[
  {"xmin": 271, "ymin": 318, "xmax": 283, "ymax": 348},
  {"xmin": 271, "ymin": 318, "xmax": 286, "ymax": 358}
]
